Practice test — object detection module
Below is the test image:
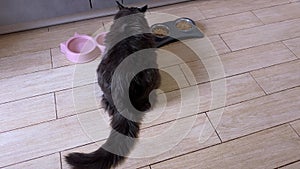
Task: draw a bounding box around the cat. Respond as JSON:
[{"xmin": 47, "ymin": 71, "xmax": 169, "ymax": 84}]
[{"xmin": 65, "ymin": 1, "xmax": 161, "ymax": 169}]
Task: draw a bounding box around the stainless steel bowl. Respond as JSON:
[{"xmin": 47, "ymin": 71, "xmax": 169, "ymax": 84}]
[
  {"xmin": 151, "ymin": 24, "xmax": 170, "ymax": 38},
  {"xmin": 175, "ymin": 18, "xmax": 195, "ymax": 32}
]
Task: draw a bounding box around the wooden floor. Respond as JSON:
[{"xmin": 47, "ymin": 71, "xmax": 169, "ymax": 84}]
[{"xmin": 1, "ymin": 0, "xmax": 300, "ymax": 168}]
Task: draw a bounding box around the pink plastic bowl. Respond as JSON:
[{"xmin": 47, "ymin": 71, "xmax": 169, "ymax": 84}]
[{"xmin": 60, "ymin": 32, "xmax": 107, "ymax": 63}]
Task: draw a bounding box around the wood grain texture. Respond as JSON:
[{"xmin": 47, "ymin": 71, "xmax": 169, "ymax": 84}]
[
  {"xmin": 221, "ymin": 18, "xmax": 300, "ymax": 51},
  {"xmin": 0, "ymin": 66, "xmax": 74, "ymax": 104},
  {"xmin": 142, "ymin": 73, "xmax": 264, "ymax": 128},
  {"xmin": 120, "ymin": 114, "xmax": 220, "ymax": 168},
  {"xmin": 51, "ymin": 47, "xmax": 74, "ymax": 68},
  {"xmin": 181, "ymin": 42, "xmax": 296, "ymax": 84},
  {"xmin": 2, "ymin": 154, "xmax": 61, "ymax": 169},
  {"xmin": 220, "ymin": 42, "xmax": 297, "ymax": 76},
  {"xmin": 61, "ymin": 114, "xmax": 220, "ymax": 169},
  {"xmin": 291, "ymin": 120, "xmax": 300, "ymax": 136},
  {"xmin": 0, "ymin": 110, "xmax": 110, "ymax": 168},
  {"xmin": 2, "ymin": 1, "xmax": 300, "ymax": 168},
  {"xmin": 253, "ymin": 2, "xmax": 300, "ymax": 24},
  {"xmin": 61, "ymin": 140, "xmax": 105, "ymax": 169},
  {"xmin": 51, "ymin": 34, "xmax": 229, "ymax": 69},
  {"xmin": 251, "ymin": 60, "xmax": 300, "ymax": 94},
  {"xmin": 0, "ymin": 15, "xmax": 111, "ymax": 58},
  {"xmin": 0, "ymin": 18, "xmax": 104, "ymax": 58},
  {"xmin": 0, "ymin": 31, "xmax": 67, "ymax": 58},
  {"xmin": 0, "ymin": 94, "xmax": 56, "ymax": 133},
  {"xmin": 157, "ymin": 34, "xmax": 230, "ymax": 68},
  {"xmin": 159, "ymin": 65, "xmax": 190, "ymax": 92},
  {"xmin": 198, "ymin": 12, "xmax": 263, "ymax": 36},
  {"xmin": 179, "ymin": 57, "xmax": 210, "ymax": 84},
  {"xmin": 208, "ymin": 87, "xmax": 300, "ymax": 141},
  {"xmin": 0, "ymin": 59, "xmax": 99, "ymax": 104},
  {"xmin": 207, "ymin": 35, "xmax": 231, "ymax": 55},
  {"xmin": 222, "ymin": 73, "xmax": 265, "ymax": 106},
  {"xmin": 197, "ymin": 0, "xmax": 290, "ymax": 18},
  {"xmin": 151, "ymin": 124, "xmax": 300, "ymax": 169},
  {"xmin": 0, "ymin": 50, "xmax": 51, "ymax": 79},
  {"xmin": 48, "ymin": 17, "xmax": 105, "ymax": 34},
  {"xmin": 151, "ymin": 2, "xmax": 205, "ymax": 21},
  {"xmin": 141, "ymin": 85, "xmax": 208, "ymax": 128},
  {"xmin": 283, "ymin": 37, "xmax": 300, "ymax": 58},
  {"xmin": 54, "ymin": 65, "xmax": 188, "ymax": 118},
  {"xmin": 157, "ymin": 41, "xmax": 206, "ymax": 68},
  {"xmin": 56, "ymin": 83, "xmax": 103, "ymax": 118},
  {"xmin": 0, "ymin": 28, "xmax": 48, "ymax": 56}
]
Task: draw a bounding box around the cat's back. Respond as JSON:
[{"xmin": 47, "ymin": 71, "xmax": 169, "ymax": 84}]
[{"xmin": 97, "ymin": 11, "xmax": 157, "ymax": 91}]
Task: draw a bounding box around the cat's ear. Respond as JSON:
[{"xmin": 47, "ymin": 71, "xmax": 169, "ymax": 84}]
[
  {"xmin": 116, "ymin": 1, "xmax": 125, "ymax": 10},
  {"xmin": 139, "ymin": 5, "xmax": 148, "ymax": 13}
]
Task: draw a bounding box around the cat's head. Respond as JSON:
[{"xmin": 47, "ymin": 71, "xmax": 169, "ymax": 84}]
[{"xmin": 114, "ymin": 1, "xmax": 148, "ymax": 19}]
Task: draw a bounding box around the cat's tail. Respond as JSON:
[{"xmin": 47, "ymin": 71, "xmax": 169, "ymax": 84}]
[{"xmin": 65, "ymin": 106, "xmax": 141, "ymax": 169}]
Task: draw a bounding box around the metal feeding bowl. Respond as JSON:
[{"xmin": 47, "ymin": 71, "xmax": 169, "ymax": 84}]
[
  {"xmin": 175, "ymin": 18, "xmax": 195, "ymax": 32},
  {"xmin": 151, "ymin": 24, "xmax": 170, "ymax": 38},
  {"xmin": 151, "ymin": 17, "xmax": 204, "ymax": 47}
]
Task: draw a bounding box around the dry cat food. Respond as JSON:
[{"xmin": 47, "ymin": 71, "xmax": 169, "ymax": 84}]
[
  {"xmin": 151, "ymin": 24, "xmax": 170, "ymax": 37},
  {"xmin": 151, "ymin": 17, "xmax": 203, "ymax": 47},
  {"xmin": 175, "ymin": 18, "xmax": 194, "ymax": 31}
]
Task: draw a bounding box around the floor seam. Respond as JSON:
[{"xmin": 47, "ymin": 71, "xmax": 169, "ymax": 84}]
[
  {"xmin": 1, "ymin": 34, "xmax": 299, "ymax": 83},
  {"xmin": 250, "ymin": 10, "xmax": 266, "ymax": 25},
  {"xmin": 0, "ymin": 82, "xmax": 98, "ymax": 106},
  {"xmin": 183, "ymin": 55, "xmax": 299, "ymax": 84},
  {"xmin": 178, "ymin": 64, "xmax": 192, "ymax": 86},
  {"xmin": 289, "ymin": 123, "xmax": 300, "ymax": 138},
  {"xmin": 0, "ymin": 153, "xmax": 58, "ymax": 169},
  {"xmin": 1, "ymin": 77, "xmax": 299, "ymax": 135},
  {"xmin": 218, "ymin": 34, "xmax": 233, "ymax": 52},
  {"xmin": 205, "ymin": 112, "xmax": 223, "ymax": 143},
  {"xmin": 54, "ymin": 92, "xmax": 58, "ymax": 119},
  {"xmin": 220, "ymin": 22, "xmax": 300, "ymax": 51},
  {"xmin": 2, "ymin": 117, "xmax": 299, "ymax": 169},
  {"xmin": 281, "ymin": 40, "xmax": 300, "ymax": 59},
  {"xmin": 142, "ymin": 120, "xmax": 300, "ymax": 168},
  {"xmin": 50, "ymin": 48, "xmax": 54, "ymax": 69},
  {"xmin": 2, "ymin": 1, "xmax": 300, "ymax": 168},
  {"xmin": 277, "ymin": 159, "xmax": 300, "ymax": 168},
  {"xmin": 249, "ymin": 72, "xmax": 268, "ymax": 95},
  {"xmin": 199, "ymin": 18, "xmax": 265, "ymax": 37}
]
